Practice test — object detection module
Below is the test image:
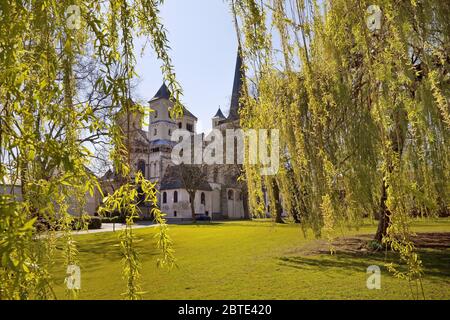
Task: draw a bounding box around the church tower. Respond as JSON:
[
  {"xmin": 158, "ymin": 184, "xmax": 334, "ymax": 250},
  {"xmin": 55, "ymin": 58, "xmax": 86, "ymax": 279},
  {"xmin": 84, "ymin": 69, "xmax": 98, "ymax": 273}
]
[
  {"xmin": 148, "ymin": 83, "xmax": 178, "ymax": 141},
  {"xmin": 149, "ymin": 83, "xmax": 198, "ymax": 139},
  {"xmin": 213, "ymin": 48, "xmax": 245, "ymax": 128},
  {"xmin": 224, "ymin": 48, "xmax": 245, "ymax": 124},
  {"xmin": 207, "ymin": 47, "xmax": 248, "ymax": 220},
  {"xmin": 212, "ymin": 107, "xmax": 225, "ymax": 128},
  {"xmin": 146, "ymin": 83, "xmax": 198, "ymax": 183}
]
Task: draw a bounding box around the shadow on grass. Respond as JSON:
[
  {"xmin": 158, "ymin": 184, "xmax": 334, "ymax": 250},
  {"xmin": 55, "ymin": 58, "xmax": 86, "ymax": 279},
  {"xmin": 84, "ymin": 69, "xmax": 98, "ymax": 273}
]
[
  {"xmin": 54, "ymin": 235, "xmax": 161, "ymax": 268},
  {"xmin": 278, "ymin": 249, "xmax": 450, "ymax": 279}
]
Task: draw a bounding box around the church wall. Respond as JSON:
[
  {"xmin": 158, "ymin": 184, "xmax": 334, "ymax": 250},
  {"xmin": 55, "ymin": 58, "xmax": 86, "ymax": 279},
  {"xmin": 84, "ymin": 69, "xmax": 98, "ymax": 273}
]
[
  {"xmin": 149, "ymin": 121, "xmax": 176, "ymax": 141},
  {"xmin": 161, "ymin": 189, "xmax": 213, "ymax": 220},
  {"xmin": 224, "ymin": 188, "xmax": 245, "ymax": 219},
  {"xmin": 209, "ymin": 183, "xmax": 222, "ymax": 216},
  {"xmin": 84, "ymin": 190, "xmax": 101, "ymax": 216},
  {"xmin": 147, "ymin": 153, "xmax": 161, "ymax": 180},
  {"xmin": 132, "ymin": 152, "xmax": 150, "ymax": 179},
  {"xmin": 175, "ymin": 115, "xmax": 197, "ymax": 134}
]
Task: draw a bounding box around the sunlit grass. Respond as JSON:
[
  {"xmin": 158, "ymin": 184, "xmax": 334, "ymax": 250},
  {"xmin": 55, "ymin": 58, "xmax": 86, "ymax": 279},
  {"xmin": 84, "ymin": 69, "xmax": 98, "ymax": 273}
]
[{"xmin": 51, "ymin": 218, "xmax": 450, "ymax": 300}]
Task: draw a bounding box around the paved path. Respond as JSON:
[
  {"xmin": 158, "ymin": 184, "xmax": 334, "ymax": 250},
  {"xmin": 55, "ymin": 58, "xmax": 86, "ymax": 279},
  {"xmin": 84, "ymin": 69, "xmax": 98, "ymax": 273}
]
[{"xmin": 72, "ymin": 221, "xmax": 159, "ymax": 235}]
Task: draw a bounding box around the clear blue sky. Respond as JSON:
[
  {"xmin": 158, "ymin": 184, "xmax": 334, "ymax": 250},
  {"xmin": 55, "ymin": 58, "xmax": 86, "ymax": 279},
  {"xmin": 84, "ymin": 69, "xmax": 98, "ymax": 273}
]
[{"xmin": 134, "ymin": 0, "xmax": 238, "ymax": 133}]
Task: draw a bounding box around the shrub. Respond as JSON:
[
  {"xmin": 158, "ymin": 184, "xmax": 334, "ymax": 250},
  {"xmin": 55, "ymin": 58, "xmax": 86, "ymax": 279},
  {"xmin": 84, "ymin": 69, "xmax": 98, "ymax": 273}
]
[
  {"xmin": 102, "ymin": 216, "xmax": 120, "ymax": 223},
  {"xmin": 106, "ymin": 211, "xmax": 127, "ymax": 223},
  {"xmin": 71, "ymin": 216, "xmax": 102, "ymax": 230},
  {"xmin": 367, "ymin": 240, "xmax": 384, "ymax": 251},
  {"xmin": 88, "ymin": 216, "xmax": 102, "ymax": 230}
]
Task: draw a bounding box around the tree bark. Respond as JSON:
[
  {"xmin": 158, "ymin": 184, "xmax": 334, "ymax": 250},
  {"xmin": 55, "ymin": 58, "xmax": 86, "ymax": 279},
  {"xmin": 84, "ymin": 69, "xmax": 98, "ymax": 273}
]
[
  {"xmin": 374, "ymin": 109, "xmax": 406, "ymax": 243},
  {"xmin": 290, "ymin": 179, "xmax": 302, "ymax": 223},
  {"xmin": 189, "ymin": 192, "xmax": 196, "ymax": 223},
  {"xmin": 291, "ymin": 207, "xmax": 302, "ymax": 224},
  {"xmin": 374, "ymin": 179, "xmax": 391, "ymax": 243},
  {"xmin": 271, "ymin": 178, "xmax": 284, "ymax": 224},
  {"xmin": 242, "ymin": 187, "xmax": 250, "ymax": 219}
]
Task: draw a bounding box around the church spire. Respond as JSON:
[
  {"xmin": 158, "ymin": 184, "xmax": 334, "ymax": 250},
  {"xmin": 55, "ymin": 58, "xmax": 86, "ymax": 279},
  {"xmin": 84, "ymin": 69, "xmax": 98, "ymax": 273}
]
[
  {"xmin": 150, "ymin": 83, "xmax": 171, "ymax": 102},
  {"xmin": 227, "ymin": 48, "xmax": 245, "ymax": 121},
  {"xmin": 213, "ymin": 107, "xmax": 225, "ymax": 119}
]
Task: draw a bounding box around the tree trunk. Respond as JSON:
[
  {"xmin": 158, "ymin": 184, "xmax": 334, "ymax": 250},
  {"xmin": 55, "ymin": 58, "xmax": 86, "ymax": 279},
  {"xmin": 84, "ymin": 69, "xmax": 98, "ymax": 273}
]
[
  {"xmin": 374, "ymin": 179, "xmax": 390, "ymax": 243},
  {"xmin": 242, "ymin": 187, "xmax": 250, "ymax": 219},
  {"xmin": 291, "ymin": 207, "xmax": 302, "ymax": 224},
  {"xmin": 290, "ymin": 179, "xmax": 302, "ymax": 223},
  {"xmin": 272, "ymin": 178, "xmax": 284, "ymax": 224},
  {"xmin": 374, "ymin": 109, "xmax": 406, "ymax": 243},
  {"xmin": 189, "ymin": 192, "xmax": 196, "ymax": 223}
]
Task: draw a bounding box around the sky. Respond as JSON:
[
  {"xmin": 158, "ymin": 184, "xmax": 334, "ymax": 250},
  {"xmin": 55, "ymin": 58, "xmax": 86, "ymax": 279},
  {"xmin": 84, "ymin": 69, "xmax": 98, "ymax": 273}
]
[{"xmin": 134, "ymin": 0, "xmax": 239, "ymax": 133}]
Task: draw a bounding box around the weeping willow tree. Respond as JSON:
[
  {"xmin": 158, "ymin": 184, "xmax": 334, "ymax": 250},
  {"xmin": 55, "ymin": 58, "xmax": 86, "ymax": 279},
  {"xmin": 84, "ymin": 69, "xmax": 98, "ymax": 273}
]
[
  {"xmin": 0, "ymin": 0, "xmax": 181, "ymax": 300},
  {"xmin": 231, "ymin": 0, "xmax": 449, "ymax": 295}
]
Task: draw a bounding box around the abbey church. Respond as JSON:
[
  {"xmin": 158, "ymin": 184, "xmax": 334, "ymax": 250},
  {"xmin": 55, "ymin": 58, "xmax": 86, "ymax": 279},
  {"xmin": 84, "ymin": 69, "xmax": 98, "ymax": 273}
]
[{"xmin": 101, "ymin": 50, "xmax": 249, "ymax": 221}]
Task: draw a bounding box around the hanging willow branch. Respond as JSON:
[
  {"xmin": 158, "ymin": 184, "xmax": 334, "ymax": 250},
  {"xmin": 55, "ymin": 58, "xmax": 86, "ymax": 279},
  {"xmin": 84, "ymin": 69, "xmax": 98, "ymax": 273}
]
[
  {"xmin": 0, "ymin": 0, "xmax": 179, "ymax": 300},
  {"xmin": 230, "ymin": 0, "xmax": 449, "ymax": 299}
]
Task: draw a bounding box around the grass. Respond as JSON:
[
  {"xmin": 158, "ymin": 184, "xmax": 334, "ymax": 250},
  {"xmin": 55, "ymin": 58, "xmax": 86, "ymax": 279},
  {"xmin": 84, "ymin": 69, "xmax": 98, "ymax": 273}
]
[{"xmin": 51, "ymin": 218, "xmax": 450, "ymax": 300}]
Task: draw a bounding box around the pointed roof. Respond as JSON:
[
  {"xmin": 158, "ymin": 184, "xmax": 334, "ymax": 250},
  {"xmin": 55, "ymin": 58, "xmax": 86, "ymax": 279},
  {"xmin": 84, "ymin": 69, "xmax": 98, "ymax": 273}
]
[
  {"xmin": 213, "ymin": 107, "xmax": 225, "ymax": 119},
  {"xmin": 150, "ymin": 83, "xmax": 171, "ymax": 102},
  {"xmin": 227, "ymin": 48, "xmax": 245, "ymax": 121},
  {"xmin": 149, "ymin": 82, "xmax": 197, "ymax": 120},
  {"xmin": 180, "ymin": 106, "xmax": 197, "ymax": 120}
]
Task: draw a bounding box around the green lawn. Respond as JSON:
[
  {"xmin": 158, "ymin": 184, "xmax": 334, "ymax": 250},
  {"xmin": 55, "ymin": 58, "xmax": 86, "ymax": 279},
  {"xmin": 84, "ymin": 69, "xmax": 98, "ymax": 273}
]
[{"xmin": 51, "ymin": 218, "xmax": 450, "ymax": 300}]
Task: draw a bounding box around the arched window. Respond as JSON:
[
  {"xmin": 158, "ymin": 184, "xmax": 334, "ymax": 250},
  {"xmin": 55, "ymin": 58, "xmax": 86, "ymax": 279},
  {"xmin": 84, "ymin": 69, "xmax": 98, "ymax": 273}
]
[
  {"xmin": 201, "ymin": 192, "xmax": 206, "ymax": 205},
  {"xmin": 153, "ymin": 163, "xmax": 157, "ymax": 176},
  {"xmin": 213, "ymin": 168, "xmax": 219, "ymax": 183},
  {"xmin": 228, "ymin": 189, "xmax": 234, "ymax": 200},
  {"xmin": 162, "ymin": 192, "xmax": 167, "ymax": 204},
  {"xmin": 137, "ymin": 160, "xmax": 146, "ymax": 176},
  {"xmin": 173, "ymin": 191, "xmax": 178, "ymax": 203},
  {"xmin": 178, "ymin": 122, "xmax": 182, "ymax": 129}
]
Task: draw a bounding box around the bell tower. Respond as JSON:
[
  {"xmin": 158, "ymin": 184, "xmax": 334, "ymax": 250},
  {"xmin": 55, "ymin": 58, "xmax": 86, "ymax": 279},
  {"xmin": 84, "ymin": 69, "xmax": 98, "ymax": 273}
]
[
  {"xmin": 212, "ymin": 107, "xmax": 225, "ymax": 128},
  {"xmin": 148, "ymin": 83, "xmax": 178, "ymax": 141}
]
